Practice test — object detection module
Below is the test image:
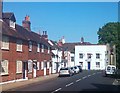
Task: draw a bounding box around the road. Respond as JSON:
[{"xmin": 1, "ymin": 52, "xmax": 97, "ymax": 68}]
[{"xmin": 10, "ymin": 70, "xmax": 120, "ymax": 92}]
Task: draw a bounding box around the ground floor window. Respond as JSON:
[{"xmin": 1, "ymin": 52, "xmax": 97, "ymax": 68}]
[
  {"xmin": 96, "ymin": 62, "xmax": 100, "ymax": 68},
  {"xmin": 28, "ymin": 60, "xmax": 33, "ymax": 73},
  {"xmin": 16, "ymin": 60, "xmax": 22, "ymax": 73},
  {"xmin": 0, "ymin": 60, "xmax": 9, "ymax": 75}
]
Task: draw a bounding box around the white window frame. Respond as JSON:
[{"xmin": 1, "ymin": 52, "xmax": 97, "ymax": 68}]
[
  {"xmin": 41, "ymin": 62, "xmax": 44, "ymax": 70},
  {"xmin": 79, "ymin": 53, "xmax": 83, "ymax": 59},
  {"xmin": 96, "ymin": 53, "xmax": 100, "ymax": 59},
  {"xmin": 0, "ymin": 60, "xmax": 9, "ymax": 75},
  {"xmin": 71, "ymin": 57, "xmax": 74, "ymax": 62},
  {"xmin": 1, "ymin": 36, "xmax": 9, "ymax": 50},
  {"xmin": 96, "ymin": 62, "xmax": 100, "ymax": 68},
  {"xmin": 29, "ymin": 41, "xmax": 32, "ymax": 52},
  {"xmin": 10, "ymin": 20, "xmax": 15, "ymax": 28},
  {"xmin": 37, "ymin": 43, "xmax": 40, "ymax": 52},
  {"xmin": 41, "ymin": 44, "xmax": 44, "ymax": 53},
  {"xmin": 16, "ymin": 60, "xmax": 22, "ymax": 73},
  {"xmin": 16, "ymin": 40, "xmax": 22, "ymax": 52}
]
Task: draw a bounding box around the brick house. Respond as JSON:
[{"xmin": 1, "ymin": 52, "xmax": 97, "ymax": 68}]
[{"xmin": 1, "ymin": 12, "xmax": 52, "ymax": 83}]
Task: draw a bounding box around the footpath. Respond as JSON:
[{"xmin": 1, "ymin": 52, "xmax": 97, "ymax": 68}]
[{"xmin": 0, "ymin": 73, "xmax": 58, "ymax": 91}]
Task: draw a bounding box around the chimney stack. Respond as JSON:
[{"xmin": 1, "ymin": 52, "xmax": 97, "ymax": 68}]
[
  {"xmin": 22, "ymin": 15, "xmax": 31, "ymax": 31},
  {"xmin": 81, "ymin": 37, "xmax": 84, "ymax": 43},
  {"xmin": 42, "ymin": 31, "xmax": 48, "ymax": 40}
]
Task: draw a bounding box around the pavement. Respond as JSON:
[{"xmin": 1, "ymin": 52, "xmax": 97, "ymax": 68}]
[{"xmin": 0, "ymin": 73, "xmax": 59, "ymax": 91}]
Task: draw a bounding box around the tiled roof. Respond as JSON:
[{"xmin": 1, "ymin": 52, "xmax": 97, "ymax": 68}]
[
  {"xmin": 2, "ymin": 17, "xmax": 50, "ymax": 47},
  {"xmin": 62, "ymin": 42, "xmax": 92, "ymax": 52},
  {"xmin": 3, "ymin": 12, "xmax": 16, "ymax": 22}
]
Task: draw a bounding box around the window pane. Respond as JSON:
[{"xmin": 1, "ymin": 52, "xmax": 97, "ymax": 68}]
[
  {"xmin": 2, "ymin": 36, "xmax": 9, "ymax": 49},
  {"xmin": 16, "ymin": 61, "xmax": 22, "ymax": 73},
  {"xmin": 0, "ymin": 60, "xmax": 8, "ymax": 75}
]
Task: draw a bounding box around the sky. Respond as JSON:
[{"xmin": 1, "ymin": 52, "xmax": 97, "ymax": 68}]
[{"xmin": 3, "ymin": 1, "xmax": 118, "ymax": 44}]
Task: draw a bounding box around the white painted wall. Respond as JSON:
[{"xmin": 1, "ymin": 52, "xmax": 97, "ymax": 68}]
[
  {"xmin": 52, "ymin": 49, "xmax": 62, "ymax": 73},
  {"xmin": 75, "ymin": 45, "xmax": 107, "ymax": 70}
]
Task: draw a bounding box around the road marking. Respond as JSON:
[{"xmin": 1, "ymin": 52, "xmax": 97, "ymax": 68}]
[
  {"xmin": 66, "ymin": 82, "xmax": 74, "ymax": 87},
  {"xmin": 76, "ymin": 79, "xmax": 81, "ymax": 82},
  {"xmin": 92, "ymin": 73, "xmax": 96, "ymax": 75},
  {"xmin": 82, "ymin": 76, "xmax": 87, "ymax": 79},
  {"xmin": 51, "ymin": 88, "xmax": 62, "ymax": 93},
  {"xmin": 88, "ymin": 75, "xmax": 91, "ymax": 77}
]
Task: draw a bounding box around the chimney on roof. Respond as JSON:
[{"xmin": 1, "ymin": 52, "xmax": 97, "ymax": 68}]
[
  {"xmin": 22, "ymin": 15, "xmax": 31, "ymax": 31},
  {"xmin": 42, "ymin": 31, "xmax": 48, "ymax": 40},
  {"xmin": 81, "ymin": 37, "xmax": 84, "ymax": 43}
]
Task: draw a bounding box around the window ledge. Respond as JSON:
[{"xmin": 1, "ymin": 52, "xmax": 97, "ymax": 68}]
[{"xmin": 1, "ymin": 73, "xmax": 9, "ymax": 76}]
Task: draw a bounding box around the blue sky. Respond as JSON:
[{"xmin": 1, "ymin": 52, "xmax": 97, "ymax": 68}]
[{"xmin": 3, "ymin": 2, "xmax": 118, "ymax": 43}]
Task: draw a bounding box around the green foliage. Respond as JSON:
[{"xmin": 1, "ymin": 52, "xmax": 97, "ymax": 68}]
[{"xmin": 97, "ymin": 22, "xmax": 120, "ymax": 68}]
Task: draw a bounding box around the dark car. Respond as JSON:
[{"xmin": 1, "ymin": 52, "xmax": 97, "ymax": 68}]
[{"xmin": 77, "ymin": 65, "xmax": 82, "ymax": 72}]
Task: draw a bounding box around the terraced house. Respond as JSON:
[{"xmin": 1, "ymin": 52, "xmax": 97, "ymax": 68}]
[{"xmin": 1, "ymin": 12, "xmax": 52, "ymax": 83}]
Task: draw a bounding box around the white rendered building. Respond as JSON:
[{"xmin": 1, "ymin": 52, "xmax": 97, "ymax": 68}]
[{"xmin": 75, "ymin": 45, "xmax": 107, "ymax": 70}]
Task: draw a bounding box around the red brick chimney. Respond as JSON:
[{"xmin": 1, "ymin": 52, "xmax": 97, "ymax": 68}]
[
  {"xmin": 42, "ymin": 31, "xmax": 48, "ymax": 40},
  {"xmin": 22, "ymin": 15, "xmax": 31, "ymax": 31}
]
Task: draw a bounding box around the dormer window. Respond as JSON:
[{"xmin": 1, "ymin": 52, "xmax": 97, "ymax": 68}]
[{"xmin": 10, "ymin": 20, "xmax": 15, "ymax": 28}]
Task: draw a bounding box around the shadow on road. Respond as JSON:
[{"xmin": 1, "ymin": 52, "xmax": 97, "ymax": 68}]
[{"xmin": 81, "ymin": 83, "xmax": 120, "ymax": 91}]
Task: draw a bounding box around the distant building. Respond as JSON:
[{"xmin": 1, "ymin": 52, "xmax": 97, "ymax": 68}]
[{"xmin": 75, "ymin": 45, "xmax": 107, "ymax": 70}]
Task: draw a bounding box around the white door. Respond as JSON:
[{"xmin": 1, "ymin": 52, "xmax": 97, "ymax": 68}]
[
  {"xmin": 33, "ymin": 63, "xmax": 37, "ymax": 77},
  {"xmin": 44, "ymin": 62, "xmax": 47, "ymax": 76},
  {"xmin": 49, "ymin": 67, "xmax": 51, "ymax": 74}
]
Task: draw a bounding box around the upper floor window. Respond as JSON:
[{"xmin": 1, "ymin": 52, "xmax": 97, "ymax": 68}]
[
  {"xmin": 41, "ymin": 44, "xmax": 44, "ymax": 53},
  {"xmin": 10, "ymin": 20, "xmax": 15, "ymax": 29},
  {"xmin": 29, "ymin": 41, "xmax": 32, "ymax": 52},
  {"xmin": 96, "ymin": 53, "xmax": 100, "ymax": 59},
  {"xmin": 1, "ymin": 36, "xmax": 9, "ymax": 50},
  {"xmin": 87, "ymin": 53, "xmax": 92, "ymax": 59},
  {"xmin": 37, "ymin": 43, "xmax": 40, "ymax": 52},
  {"xmin": 79, "ymin": 53, "xmax": 83, "ymax": 59},
  {"xmin": 16, "ymin": 40, "xmax": 22, "ymax": 52},
  {"xmin": 0, "ymin": 60, "xmax": 9, "ymax": 75}
]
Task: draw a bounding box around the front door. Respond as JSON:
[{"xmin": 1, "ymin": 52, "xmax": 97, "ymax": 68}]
[
  {"xmin": 44, "ymin": 62, "xmax": 47, "ymax": 76},
  {"xmin": 23, "ymin": 62, "xmax": 27, "ymax": 79},
  {"xmin": 88, "ymin": 62, "xmax": 90, "ymax": 70}
]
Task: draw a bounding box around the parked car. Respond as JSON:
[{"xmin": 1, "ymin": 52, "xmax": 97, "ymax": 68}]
[
  {"xmin": 74, "ymin": 66, "xmax": 80, "ymax": 74},
  {"xmin": 77, "ymin": 65, "xmax": 83, "ymax": 72},
  {"xmin": 59, "ymin": 67, "xmax": 74, "ymax": 77},
  {"xmin": 104, "ymin": 65, "xmax": 116, "ymax": 77}
]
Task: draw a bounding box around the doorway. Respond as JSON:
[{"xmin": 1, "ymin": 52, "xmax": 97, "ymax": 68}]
[{"xmin": 88, "ymin": 62, "xmax": 90, "ymax": 70}]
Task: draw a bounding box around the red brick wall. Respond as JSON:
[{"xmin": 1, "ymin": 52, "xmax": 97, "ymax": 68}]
[
  {"xmin": 2, "ymin": 35, "xmax": 52, "ymax": 82},
  {"xmin": 2, "ymin": 36, "xmax": 28, "ymax": 82}
]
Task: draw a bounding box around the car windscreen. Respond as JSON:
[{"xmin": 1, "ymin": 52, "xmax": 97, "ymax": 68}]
[
  {"xmin": 60, "ymin": 68, "xmax": 68, "ymax": 70},
  {"xmin": 107, "ymin": 66, "xmax": 111, "ymax": 70}
]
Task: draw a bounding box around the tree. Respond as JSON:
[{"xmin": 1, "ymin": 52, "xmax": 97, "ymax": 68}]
[{"xmin": 97, "ymin": 22, "xmax": 120, "ymax": 68}]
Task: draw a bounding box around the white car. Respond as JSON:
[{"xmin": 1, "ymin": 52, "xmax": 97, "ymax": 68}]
[
  {"xmin": 104, "ymin": 65, "xmax": 116, "ymax": 77},
  {"xmin": 59, "ymin": 67, "xmax": 74, "ymax": 77}
]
